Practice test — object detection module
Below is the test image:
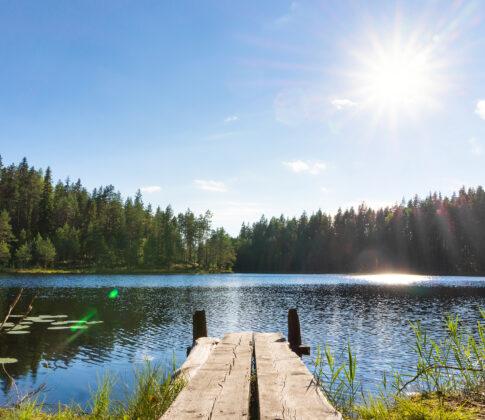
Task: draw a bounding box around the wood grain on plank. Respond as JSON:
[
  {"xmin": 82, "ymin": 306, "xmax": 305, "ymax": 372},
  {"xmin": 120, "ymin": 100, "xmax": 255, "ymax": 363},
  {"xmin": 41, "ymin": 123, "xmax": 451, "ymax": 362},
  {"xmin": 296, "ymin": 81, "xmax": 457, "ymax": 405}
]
[
  {"xmin": 254, "ymin": 332, "xmax": 342, "ymax": 420},
  {"xmin": 176, "ymin": 337, "xmax": 220, "ymax": 383},
  {"xmin": 162, "ymin": 332, "xmax": 253, "ymax": 419}
]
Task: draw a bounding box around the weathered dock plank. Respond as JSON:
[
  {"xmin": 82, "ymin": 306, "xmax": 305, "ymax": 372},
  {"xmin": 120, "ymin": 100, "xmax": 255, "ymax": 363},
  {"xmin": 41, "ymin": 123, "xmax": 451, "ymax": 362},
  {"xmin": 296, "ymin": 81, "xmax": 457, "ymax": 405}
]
[
  {"xmin": 162, "ymin": 332, "xmax": 253, "ymax": 419},
  {"xmin": 176, "ymin": 337, "xmax": 220, "ymax": 382},
  {"xmin": 254, "ymin": 332, "xmax": 342, "ymax": 420}
]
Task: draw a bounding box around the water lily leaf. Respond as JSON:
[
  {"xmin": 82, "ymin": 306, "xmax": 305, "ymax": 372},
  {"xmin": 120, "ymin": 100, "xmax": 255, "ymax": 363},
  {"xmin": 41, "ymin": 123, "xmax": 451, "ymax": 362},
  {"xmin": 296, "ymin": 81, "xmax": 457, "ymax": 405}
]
[
  {"xmin": 86, "ymin": 321, "xmax": 104, "ymax": 325},
  {"xmin": 48, "ymin": 326, "xmax": 88, "ymax": 331},
  {"xmin": 39, "ymin": 315, "xmax": 68, "ymax": 319},
  {"xmin": 29, "ymin": 318, "xmax": 55, "ymax": 323},
  {"xmin": 70, "ymin": 326, "xmax": 88, "ymax": 331},
  {"xmin": 6, "ymin": 330, "xmax": 30, "ymax": 335},
  {"xmin": 0, "ymin": 322, "xmax": 15, "ymax": 328},
  {"xmin": 47, "ymin": 326, "xmax": 73, "ymax": 330},
  {"xmin": 51, "ymin": 321, "xmax": 69, "ymax": 325},
  {"xmin": 0, "ymin": 358, "xmax": 18, "ymax": 364},
  {"xmin": 7, "ymin": 315, "xmax": 24, "ymax": 318},
  {"xmin": 10, "ymin": 325, "xmax": 30, "ymax": 331},
  {"xmin": 20, "ymin": 322, "xmax": 34, "ymax": 325}
]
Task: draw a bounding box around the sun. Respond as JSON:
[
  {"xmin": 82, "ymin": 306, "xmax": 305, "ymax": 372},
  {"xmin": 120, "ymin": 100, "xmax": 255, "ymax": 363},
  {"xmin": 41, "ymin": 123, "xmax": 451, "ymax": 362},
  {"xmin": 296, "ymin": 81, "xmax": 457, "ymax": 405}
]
[
  {"xmin": 364, "ymin": 48, "xmax": 431, "ymax": 108},
  {"xmin": 347, "ymin": 32, "xmax": 445, "ymax": 125}
]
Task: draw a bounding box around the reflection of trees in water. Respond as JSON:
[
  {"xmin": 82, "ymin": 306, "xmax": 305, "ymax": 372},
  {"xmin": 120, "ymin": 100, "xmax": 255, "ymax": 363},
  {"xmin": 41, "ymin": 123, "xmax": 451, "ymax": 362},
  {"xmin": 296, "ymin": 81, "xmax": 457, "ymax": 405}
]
[{"xmin": 0, "ymin": 287, "xmax": 188, "ymax": 394}]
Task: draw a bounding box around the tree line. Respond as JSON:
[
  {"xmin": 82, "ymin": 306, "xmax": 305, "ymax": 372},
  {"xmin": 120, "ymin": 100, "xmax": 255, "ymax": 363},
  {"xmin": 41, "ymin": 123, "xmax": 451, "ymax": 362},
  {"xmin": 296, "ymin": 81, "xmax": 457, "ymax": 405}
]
[
  {"xmin": 2, "ymin": 156, "xmax": 485, "ymax": 275},
  {"xmin": 235, "ymin": 187, "xmax": 485, "ymax": 274},
  {"xmin": 0, "ymin": 157, "xmax": 235, "ymax": 270}
]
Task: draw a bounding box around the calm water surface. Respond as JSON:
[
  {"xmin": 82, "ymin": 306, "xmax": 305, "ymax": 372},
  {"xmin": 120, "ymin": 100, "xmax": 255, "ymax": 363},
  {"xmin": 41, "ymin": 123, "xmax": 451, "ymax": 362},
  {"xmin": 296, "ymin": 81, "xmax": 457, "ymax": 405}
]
[{"xmin": 0, "ymin": 273, "xmax": 484, "ymax": 407}]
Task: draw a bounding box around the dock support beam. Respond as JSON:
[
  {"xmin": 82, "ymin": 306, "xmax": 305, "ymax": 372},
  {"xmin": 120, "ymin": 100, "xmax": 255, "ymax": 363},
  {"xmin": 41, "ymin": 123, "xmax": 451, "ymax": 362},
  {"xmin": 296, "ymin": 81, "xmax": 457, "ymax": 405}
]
[
  {"xmin": 192, "ymin": 310, "xmax": 207, "ymax": 343},
  {"xmin": 288, "ymin": 308, "xmax": 310, "ymax": 356}
]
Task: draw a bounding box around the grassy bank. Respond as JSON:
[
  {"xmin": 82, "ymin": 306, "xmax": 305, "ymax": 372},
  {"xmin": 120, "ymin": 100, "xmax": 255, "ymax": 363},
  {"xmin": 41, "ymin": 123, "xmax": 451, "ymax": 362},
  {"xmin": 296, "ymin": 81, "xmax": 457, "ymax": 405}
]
[
  {"xmin": 0, "ymin": 264, "xmax": 232, "ymax": 276},
  {"xmin": 0, "ymin": 363, "xmax": 185, "ymax": 420},
  {"xmin": 315, "ymin": 311, "xmax": 485, "ymax": 419}
]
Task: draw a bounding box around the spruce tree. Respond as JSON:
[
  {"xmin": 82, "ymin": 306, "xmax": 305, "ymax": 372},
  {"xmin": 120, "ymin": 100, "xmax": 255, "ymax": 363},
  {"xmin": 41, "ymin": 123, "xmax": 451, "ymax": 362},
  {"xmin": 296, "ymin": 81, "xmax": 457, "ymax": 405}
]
[{"xmin": 38, "ymin": 167, "xmax": 54, "ymax": 237}]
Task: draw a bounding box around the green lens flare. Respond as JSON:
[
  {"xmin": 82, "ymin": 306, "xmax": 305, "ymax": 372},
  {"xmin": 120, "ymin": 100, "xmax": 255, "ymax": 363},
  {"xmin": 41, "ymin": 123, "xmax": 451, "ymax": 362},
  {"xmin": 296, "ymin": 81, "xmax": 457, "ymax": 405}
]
[{"xmin": 108, "ymin": 289, "xmax": 119, "ymax": 299}]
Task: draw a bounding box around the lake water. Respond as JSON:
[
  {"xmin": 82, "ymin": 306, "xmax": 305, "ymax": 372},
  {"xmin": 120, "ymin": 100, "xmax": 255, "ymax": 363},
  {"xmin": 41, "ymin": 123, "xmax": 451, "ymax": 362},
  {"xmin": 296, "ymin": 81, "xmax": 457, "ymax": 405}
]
[{"xmin": 1, "ymin": 273, "xmax": 484, "ymax": 407}]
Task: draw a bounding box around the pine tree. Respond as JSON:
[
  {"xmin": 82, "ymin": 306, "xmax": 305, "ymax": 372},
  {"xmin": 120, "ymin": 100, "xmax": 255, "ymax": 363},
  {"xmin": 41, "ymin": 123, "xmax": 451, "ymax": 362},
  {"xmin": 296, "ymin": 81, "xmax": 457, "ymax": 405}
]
[{"xmin": 38, "ymin": 167, "xmax": 54, "ymax": 237}]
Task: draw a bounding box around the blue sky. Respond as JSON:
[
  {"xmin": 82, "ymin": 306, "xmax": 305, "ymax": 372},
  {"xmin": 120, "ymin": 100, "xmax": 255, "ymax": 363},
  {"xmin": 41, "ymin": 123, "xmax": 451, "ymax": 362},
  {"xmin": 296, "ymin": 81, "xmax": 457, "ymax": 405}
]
[{"xmin": 1, "ymin": 0, "xmax": 485, "ymax": 234}]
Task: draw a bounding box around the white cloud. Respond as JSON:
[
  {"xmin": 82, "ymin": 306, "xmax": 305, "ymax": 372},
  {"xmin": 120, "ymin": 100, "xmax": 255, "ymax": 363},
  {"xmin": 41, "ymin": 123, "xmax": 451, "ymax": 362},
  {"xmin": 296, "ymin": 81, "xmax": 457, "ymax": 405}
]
[
  {"xmin": 283, "ymin": 160, "xmax": 326, "ymax": 175},
  {"xmin": 194, "ymin": 179, "xmax": 227, "ymax": 192},
  {"xmin": 469, "ymin": 137, "xmax": 483, "ymax": 156},
  {"xmin": 331, "ymin": 98, "xmax": 357, "ymax": 110},
  {"xmin": 224, "ymin": 115, "xmax": 239, "ymax": 123},
  {"xmin": 475, "ymin": 100, "xmax": 485, "ymax": 120},
  {"xmin": 140, "ymin": 185, "xmax": 161, "ymax": 194}
]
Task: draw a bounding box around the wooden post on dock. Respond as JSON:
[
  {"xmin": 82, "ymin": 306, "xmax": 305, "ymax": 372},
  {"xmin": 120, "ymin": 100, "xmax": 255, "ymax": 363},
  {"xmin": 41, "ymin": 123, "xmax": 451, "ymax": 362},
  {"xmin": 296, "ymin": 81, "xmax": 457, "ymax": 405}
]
[
  {"xmin": 288, "ymin": 308, "xmax": 310, "ymax": 356},
  {"xmin": 192, "ymin": 310, "xmax": 207, "ymax": 343}
]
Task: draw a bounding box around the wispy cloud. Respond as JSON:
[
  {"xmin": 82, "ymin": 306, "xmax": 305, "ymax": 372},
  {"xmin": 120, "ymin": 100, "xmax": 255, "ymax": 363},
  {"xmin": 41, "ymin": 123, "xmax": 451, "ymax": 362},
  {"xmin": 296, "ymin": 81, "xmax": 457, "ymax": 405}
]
[
  {"xmin": 140, "ymin": 185, "xmax": 161, "ymax": 194},
  {"xmin": 283, "ymin": 160, "xmax": 326, "ymax": 175},
  {"xmin": 476, "ymin": 100, "xmax": 485, "ymax": 120},
  {"xmin": 224, "ymin": 115, "xmax": 239, "ymax": 123},
  {"xmin": 194, "ymin": 179, "xmax": 227, "ymax": 192},
  {"xmin": 331, "ymin": 98, "xmax": 357, "ymax": 110},
  {"xmin": 469, "ymin": 137, "xmax": 483, "ymax": 156}
]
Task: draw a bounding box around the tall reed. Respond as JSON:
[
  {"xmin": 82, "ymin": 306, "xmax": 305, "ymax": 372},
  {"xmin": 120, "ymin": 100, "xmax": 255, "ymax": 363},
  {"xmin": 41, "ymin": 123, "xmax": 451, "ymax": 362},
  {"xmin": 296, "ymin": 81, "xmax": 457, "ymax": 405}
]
[{"xmin": 314, "ymin": 311, "xmax": 485, "ymax": 418}]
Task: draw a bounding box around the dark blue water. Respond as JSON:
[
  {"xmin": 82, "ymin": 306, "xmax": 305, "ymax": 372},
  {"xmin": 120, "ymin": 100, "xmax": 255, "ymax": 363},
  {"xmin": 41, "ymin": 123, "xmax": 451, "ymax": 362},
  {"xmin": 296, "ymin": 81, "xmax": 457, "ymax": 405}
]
[{"xmin": 0, "ymin": 273, "xmax": 484, "ymax": 407}]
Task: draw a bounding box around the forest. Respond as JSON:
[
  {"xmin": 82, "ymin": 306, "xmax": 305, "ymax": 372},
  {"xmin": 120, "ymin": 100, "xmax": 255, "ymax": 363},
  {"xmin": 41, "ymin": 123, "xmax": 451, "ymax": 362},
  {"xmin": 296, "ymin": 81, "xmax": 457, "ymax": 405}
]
[
  {"xmin": 1, "ymin": 156, "xmax": 485, "ymax": 275},
  {"xmin": 0, "ymin": 157, "xmax": 235, "ymax": 271}
]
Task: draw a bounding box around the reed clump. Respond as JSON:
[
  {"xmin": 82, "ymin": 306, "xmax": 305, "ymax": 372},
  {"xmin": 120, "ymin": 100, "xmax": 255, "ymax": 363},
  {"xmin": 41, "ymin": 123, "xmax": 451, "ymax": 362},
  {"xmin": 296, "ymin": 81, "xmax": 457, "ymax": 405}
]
[
  {"xmin": 0, "ymin": 362, "xmax": 185, "ymax": 420},
  {"xmin": 314, "ymin": 310, "xmax": 485, "ymax": 419}
]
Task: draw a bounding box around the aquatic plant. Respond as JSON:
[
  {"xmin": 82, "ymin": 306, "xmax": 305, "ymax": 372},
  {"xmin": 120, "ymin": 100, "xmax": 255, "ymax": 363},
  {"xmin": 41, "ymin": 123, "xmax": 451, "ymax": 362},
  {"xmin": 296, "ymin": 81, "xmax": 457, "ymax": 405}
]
[
  {"xmin": 0, "ymin": 362, "xmax": 185, "ymax": 419},
  {"xmin": 314, "ymin": 311, "xmax": 485, "ymax": 418}
]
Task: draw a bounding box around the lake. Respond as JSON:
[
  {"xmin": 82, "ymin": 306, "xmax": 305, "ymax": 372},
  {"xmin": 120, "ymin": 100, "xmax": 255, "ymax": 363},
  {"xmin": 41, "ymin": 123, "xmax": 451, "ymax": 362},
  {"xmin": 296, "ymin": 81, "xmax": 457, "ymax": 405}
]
[{"xmin": 0, "ymin": 273, "xmax": 484, "ymax": 407}]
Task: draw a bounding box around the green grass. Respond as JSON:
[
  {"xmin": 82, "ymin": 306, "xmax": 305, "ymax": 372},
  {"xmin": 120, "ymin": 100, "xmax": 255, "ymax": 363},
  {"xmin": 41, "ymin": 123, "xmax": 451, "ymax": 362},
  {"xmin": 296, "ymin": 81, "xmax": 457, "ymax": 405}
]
[
  {"xmin": 314, "ymin": 310, "xmax": 485, "ymax": 419},
  {"xmin": 0, "ymin": 363, "xmax": 185, "ymax": 420},
  {"xmin": 355, "ymin": 393, "xmax": 478, "ymax": 420},
  {"xmin": 0, "ymin": 264, "xmax": 231, "ymax": 275}
]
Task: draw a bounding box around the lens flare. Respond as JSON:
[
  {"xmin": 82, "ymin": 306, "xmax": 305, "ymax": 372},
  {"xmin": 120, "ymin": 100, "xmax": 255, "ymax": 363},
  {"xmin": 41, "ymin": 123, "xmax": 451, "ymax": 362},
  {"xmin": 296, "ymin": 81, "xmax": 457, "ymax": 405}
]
[{"xmin": 108, "ymin": 289, "xmax": 119, "ymax": 299}]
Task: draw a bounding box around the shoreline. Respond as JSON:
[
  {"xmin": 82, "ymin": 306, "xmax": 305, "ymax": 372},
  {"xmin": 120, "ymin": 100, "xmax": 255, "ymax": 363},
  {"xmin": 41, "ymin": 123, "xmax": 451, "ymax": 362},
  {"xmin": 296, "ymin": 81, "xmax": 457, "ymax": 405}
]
[
  {"xmin": 1, "ymin": 268, "xmax": 485, "ymax": 277},
  {"xmin": 0, "ymin": 267, "xmax": 232, "ymax": 275}
]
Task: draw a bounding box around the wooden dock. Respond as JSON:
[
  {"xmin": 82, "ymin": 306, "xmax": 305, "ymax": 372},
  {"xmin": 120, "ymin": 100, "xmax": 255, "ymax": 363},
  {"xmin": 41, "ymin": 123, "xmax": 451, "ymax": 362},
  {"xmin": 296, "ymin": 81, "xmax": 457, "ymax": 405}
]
[{"xmin": 162, "ymin": 310, "xmax": 341, "ymax": 420}]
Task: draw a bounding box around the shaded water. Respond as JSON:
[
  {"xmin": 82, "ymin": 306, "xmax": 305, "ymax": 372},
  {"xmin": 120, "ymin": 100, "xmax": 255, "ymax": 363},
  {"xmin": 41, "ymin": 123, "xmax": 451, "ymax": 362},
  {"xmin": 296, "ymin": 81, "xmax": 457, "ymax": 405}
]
[{"xmin": 0, "ymin": 273, "xmax": 484, "ymax": 407}]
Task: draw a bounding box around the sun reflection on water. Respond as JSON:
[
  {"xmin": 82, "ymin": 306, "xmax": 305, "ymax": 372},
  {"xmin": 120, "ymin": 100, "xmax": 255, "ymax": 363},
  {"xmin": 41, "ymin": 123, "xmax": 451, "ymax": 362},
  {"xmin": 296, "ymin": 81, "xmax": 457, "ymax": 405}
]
[{"xmin": 353, "ymin": 273, "xmax": 432, "ymax": 285}]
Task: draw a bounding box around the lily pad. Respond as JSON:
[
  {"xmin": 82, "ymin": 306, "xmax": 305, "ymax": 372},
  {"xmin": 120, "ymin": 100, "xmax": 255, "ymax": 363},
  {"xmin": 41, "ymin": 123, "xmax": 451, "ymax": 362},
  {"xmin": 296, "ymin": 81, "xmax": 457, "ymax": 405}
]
[
  {"xmin": 10, "ymin": 325, "xmax": 30, "ymax": 331},
  {"xmin": 20, "ymin": 321, "xmax": 34, "ymax": 325},
  {"xmin": 6, "ymin": 330, "xmax": 30, "ymax": 335},
  {"xmin": 27, "ymin": 318, "xmax": 55, "ymax": 323},
  {"xmin": 0, "ymin": 322, "xmax": 15, "ymax": 328},
  {"xmin": 39, "ymin": 315, "xmax": 68, "ymax": 319},
  {"xmin": 0, "ymin": 358, "xmax": 18, "ymax": 364},
  {"xmin": 48, "ymin": 325, "xmax": 88, "ymax": 331},
  {"xmin": 47, "ymin": 326, "xmax": 73, "ymax": 330},
  {"xmin": 86, "ymin": 321, "xmax": 104, "ymax": 325},
  {"xmin": 70, "ymin": 325, "xmax": 88, "ymax": 331},
  {"xmin": 7, "ymin": 315, "xmax": 24, "ymax": 318}
]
